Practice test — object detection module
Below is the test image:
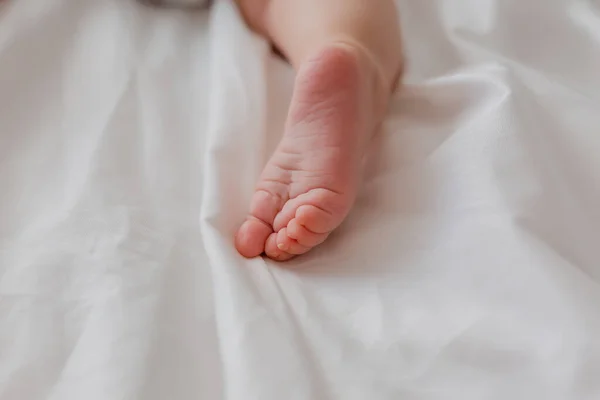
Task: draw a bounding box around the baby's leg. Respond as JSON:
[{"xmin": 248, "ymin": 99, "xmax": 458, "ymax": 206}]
[{"xmin": 235, "ymin": 0, "xmax": 403, "ymax": 260}]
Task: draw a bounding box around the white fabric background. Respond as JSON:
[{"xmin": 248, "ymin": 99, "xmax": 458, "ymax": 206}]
[{"xmin": 1, "ymin": 0, "xmax": 599, "ymax": 399}]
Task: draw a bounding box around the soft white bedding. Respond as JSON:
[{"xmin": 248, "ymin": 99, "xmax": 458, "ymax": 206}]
[{"xmin": 1, "ymin": 0, "xmax": 599, "ymax": 399}]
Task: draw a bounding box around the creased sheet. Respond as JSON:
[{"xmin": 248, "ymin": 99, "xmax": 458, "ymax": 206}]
[{"xmin": 1, "ymin": 0, "xmax": 600, "ymax": 399}]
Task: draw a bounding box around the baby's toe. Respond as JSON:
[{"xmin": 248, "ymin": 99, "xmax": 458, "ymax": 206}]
[
  {"xmin": 276, "ymin": 228, "xmax": 311, "ymax": 256},
  {"xmin": 235, "ymin": 218, "xmax": 272, "ymax": 258},
  {"xmin": 295, "ymin": 204, "xmax": 340, "ymax": 234},
  {"xmin": 273, "ymin": 189, "xmax": 346, "ymax": 233},
  {"xmin": 236, "ymin": 190, "xmax": 281, "ymax": 258},
  {"xmin": 272, "ymin": 196, "xmax": 302, "ymax": 232},
  {"xmin": 265, "ymin": 232, "xmax": 295, "ymax": 261},
  {"xmin": 287, "ymin": 218, "xmax": 329, "ymax": 248}
]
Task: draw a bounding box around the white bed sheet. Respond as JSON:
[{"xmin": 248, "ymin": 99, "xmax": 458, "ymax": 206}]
[{"xmin": 1, "ymin": 0, "xmax": 599, "ymax": 399}]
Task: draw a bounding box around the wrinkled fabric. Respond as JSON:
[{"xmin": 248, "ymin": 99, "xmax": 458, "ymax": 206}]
[{"xmin": 1, "ymin": 0, "xmax": 599, "ymax": 399}]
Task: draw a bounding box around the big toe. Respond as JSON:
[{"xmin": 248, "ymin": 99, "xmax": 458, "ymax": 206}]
[
  {"xmin": 235, "ymin": 218, "xmax": 272, "ymax": 258},
  {"xmin": 236, "ymin": 189, "xmax": 283, "ymax": 258}
]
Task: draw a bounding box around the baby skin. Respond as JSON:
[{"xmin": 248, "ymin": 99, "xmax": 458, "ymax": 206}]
[{"xmin": 234, "ymin": 0, "xmax": 403, "ymax": 260}]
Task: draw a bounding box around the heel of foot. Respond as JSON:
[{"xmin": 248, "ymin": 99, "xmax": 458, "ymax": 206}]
[
  {"xmin": 293, "ymin": 44, "xmax": 364, "ymax": 117},
  {"xmin": 297, "ymin": 42, "xmax": 391, "ymax": 126}
]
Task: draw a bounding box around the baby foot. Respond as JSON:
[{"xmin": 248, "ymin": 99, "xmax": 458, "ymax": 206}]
[{"xmin": 236, "ymin": 43, "xmax": 388, "ymax": 260}]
